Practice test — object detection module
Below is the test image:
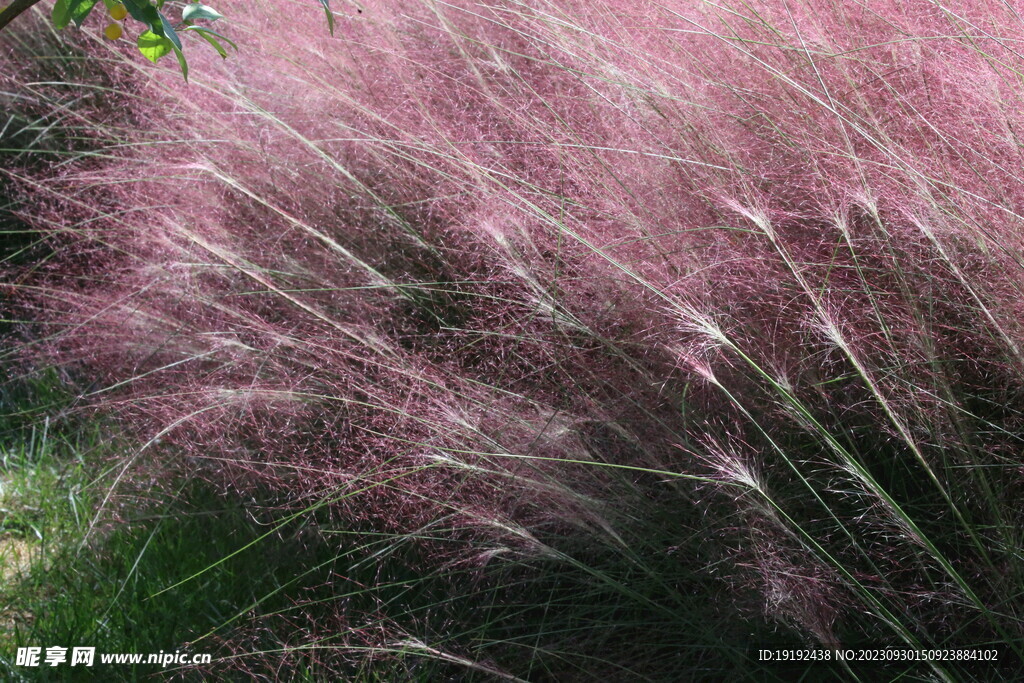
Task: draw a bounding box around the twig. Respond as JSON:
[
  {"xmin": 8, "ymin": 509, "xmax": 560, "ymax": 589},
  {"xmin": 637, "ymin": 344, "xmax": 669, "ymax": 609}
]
[{"xmin": 0, "ymin": 0, "xmax": 43, "ymax": 33}]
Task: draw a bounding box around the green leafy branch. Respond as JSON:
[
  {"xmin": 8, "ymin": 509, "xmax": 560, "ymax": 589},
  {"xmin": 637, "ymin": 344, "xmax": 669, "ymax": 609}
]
[{"xmin": 0, "ymin": 0, "xmax": 337, "ymax": 80}]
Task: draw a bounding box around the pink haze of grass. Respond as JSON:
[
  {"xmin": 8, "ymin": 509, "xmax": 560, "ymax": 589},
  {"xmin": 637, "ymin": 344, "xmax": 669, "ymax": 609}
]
[{"xmin": 7, "ymin": 0, "xmax": 1024, "ymax": 676}]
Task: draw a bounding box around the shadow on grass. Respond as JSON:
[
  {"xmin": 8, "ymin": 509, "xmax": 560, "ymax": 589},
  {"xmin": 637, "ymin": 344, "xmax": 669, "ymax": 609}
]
[{"xmin": 1, "ymin": 473, "xmax": 334, "ymax": 681}]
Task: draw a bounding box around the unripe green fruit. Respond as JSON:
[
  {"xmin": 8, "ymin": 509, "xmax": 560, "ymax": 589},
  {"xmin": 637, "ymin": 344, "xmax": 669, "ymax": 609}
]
[{"xmin": 104, "ymin": 22, "xmax": 123, "ymax": 40}]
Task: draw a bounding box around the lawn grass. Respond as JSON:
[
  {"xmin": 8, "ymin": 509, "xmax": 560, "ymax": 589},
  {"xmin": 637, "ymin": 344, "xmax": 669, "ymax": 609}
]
[
  {"xmin": 0, "ymin": 373, "xmax": 378, "ymax": 681},
  {"xmin": 0, "ymin": 375, "xmax": 244, "ymax": 680}
]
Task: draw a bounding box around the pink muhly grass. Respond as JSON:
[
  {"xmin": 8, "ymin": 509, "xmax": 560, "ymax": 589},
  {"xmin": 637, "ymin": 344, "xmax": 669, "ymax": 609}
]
[{"xmin": 7, "ymin": 0, "xmax": 1024, "ymax": 677}]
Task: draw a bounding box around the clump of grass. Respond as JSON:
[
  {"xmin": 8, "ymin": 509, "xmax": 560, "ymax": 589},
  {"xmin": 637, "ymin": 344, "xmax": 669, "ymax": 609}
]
[
  {"xmin": 2, "ymin": 476, "xmax": 354, "ymax": 682},
  {"xmin": 7, "ymin": 0, "xmax": 1024, "ymax": 679},
  {"xmin": 0, "ymin": 416, "xmax": 88, "ymax": 593}
]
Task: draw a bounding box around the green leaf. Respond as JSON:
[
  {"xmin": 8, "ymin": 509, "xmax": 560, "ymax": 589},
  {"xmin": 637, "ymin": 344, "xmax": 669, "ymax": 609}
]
[
  {"xmin": 123, "ymin": 0, "xmax": 163, "ymax": 34},
  {"xmin": 191, "ymin": 27, "xmax": 236, "ymax": 50},
  {"xmin": 53, "ymin": 0, "xmax": 96, "ymax": 29},
  {"xmin": 318, "ymin": 0, "xmax": 334, "ymax": 36},
  {"xmin": 185, "ymin": 26, "xmax": 237, "ymax": 58},
  {"xmin": 196, "ymin": 31, "xmax": 227, "ymax": 58},
  {"xmin": 52, "ymin": 0, "xmax": 71, "ymax": 29},
  {"xmin": 182, "ymin": 3, "xmax": 223, "ymax": 22},
  {"xmin": 70, "ymin": 0, "xmax": 99, "ymax": 27},
  {"xmin": 172, "ymin": 44, "xmax": 189, "ymax": 81},
  {"xmin": 159, "ymin": 13, "xmax": 182, "ymax": 50},
  {"xmin": 137, "ymin": 30, "xmax": 173, "ymax": 63}
]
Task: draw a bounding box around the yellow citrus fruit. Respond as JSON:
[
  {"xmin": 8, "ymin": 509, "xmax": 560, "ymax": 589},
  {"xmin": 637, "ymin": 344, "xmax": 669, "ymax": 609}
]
[
  {"xmin": 104, "ymin": 22, "xmax": 123, "ymax": 41},
  {"xmin": 109, "ymin": 3, "xmax": 128, "ymax": 21}
]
